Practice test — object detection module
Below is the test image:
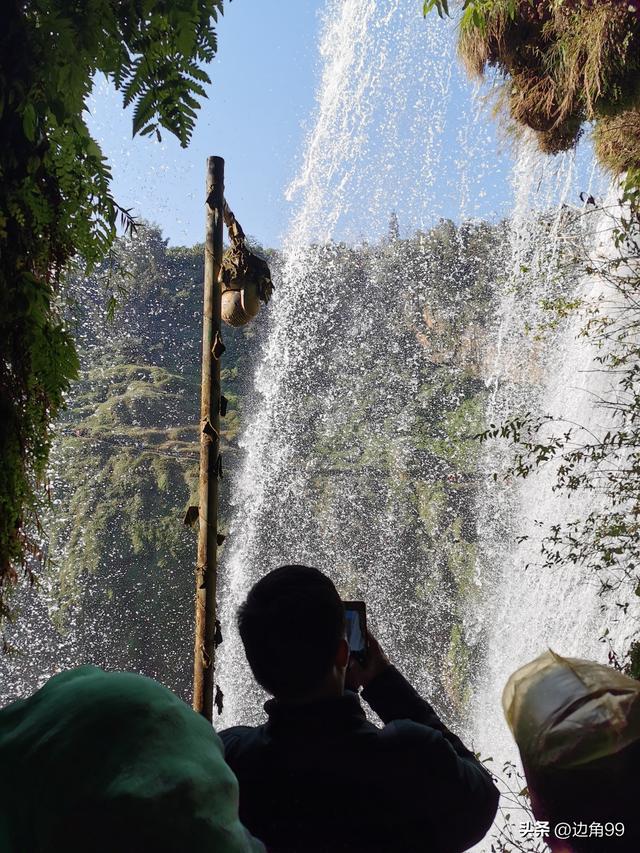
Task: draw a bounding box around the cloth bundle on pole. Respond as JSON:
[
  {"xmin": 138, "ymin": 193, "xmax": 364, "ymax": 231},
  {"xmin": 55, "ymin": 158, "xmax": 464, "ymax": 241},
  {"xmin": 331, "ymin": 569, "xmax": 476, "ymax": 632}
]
[
  {"xmin": 503, "ymin": 650, "xmax": 640, "ymax": 850},
  {"xmin": 220, "ymin": 201, "xmax": 273, "ymax": 327}
]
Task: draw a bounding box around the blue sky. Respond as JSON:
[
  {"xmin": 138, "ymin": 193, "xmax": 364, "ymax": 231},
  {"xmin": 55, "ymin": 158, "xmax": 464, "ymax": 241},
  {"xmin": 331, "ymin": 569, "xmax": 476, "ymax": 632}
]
[
  {"xmin": 86, "ymin": 1, "xmax": 594, "ymax": 250},
  {"xmin": 88, "ymin": 1, "xmax": 322, "ymax": 248}
]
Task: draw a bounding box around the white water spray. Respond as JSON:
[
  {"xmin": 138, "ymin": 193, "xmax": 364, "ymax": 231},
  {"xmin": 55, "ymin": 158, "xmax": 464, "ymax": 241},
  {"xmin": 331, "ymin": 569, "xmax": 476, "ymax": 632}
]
[
  {"xmin": 472, "ymin": 172, "xmax": 639, "ymax": 777},
  {"xmin": 217, "ymin": 0, "xmax": 502, "ymax": 725},
  {"xmin": 215, "ymin": 0, "xmax": 614, "ymax": 739},
  {"xmin": 218, "ymin": 2, "xmax": 637, "ymax": 796}
]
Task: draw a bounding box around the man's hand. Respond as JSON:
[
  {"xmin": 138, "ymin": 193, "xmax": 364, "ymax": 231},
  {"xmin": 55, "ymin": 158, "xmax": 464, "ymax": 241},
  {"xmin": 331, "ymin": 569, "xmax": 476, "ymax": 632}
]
[{"xmin": 345, "ymin": 630, "xmax": 391, "ymax": 692}]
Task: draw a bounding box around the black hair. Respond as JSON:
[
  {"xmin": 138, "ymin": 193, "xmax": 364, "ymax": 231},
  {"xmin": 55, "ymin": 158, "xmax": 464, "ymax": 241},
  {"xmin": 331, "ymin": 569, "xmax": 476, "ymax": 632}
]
[{"xmin": 237, "ymin": 565, "xmax": 346, "ymax": 699}]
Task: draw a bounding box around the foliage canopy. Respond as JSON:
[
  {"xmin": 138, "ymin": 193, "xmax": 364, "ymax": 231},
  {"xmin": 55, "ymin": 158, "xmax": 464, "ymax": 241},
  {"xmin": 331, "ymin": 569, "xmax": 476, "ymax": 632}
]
[{"xmin": 0, "ymin": 0, "xmax": 224, "ymax": 602}]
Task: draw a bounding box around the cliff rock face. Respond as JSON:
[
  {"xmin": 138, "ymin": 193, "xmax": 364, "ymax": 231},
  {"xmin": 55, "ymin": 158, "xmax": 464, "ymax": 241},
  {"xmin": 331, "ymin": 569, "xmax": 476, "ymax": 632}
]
[
  {"xmin": 212, "ymin": 219, "xmax": 507, "ymax": 722},
  {"xmin": 2, "ymin": 221, "xmax": 505, "ymax": 714}
]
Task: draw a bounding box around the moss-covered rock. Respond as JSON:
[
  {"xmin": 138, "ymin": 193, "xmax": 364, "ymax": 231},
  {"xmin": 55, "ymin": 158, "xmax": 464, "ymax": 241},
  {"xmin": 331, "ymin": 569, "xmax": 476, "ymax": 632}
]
[{"xmin": 457, "ymin": 0, "xmax": 640, "ymax": 171}]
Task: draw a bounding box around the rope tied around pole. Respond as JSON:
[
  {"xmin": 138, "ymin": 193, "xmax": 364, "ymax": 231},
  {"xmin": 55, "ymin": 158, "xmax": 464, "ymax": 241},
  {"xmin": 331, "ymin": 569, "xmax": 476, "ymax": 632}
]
[{"xmin": 222, "ymin": 199, "xmax": 246, "ymax": 247}]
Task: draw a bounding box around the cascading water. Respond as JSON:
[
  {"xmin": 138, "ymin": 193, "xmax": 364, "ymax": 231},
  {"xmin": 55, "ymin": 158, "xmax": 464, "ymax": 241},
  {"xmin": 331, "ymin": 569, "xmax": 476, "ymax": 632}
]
[
  {"xmin": 216, "ymin": 0, "xmax": 512, "ymax": 725},
  {"xmin": 472, "ymin": 170, "xmax": 639, "ymax": 781},
  {"xmin": 1, "ymin": 10, "xmax": 637, "ymax": 849},
  {"xmin": 215, "ymin": 0, "xmax": 625, "ymax": 748},
  {"xmin": 217, "ymin": 2, "xmax": 639, "ymax": 824}
]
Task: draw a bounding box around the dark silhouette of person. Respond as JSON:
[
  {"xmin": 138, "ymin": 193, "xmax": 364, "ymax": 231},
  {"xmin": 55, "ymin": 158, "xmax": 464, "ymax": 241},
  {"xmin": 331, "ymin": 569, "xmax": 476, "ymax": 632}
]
[{"xmin": 220, "ymin": 564, "xmax": 499, "ymax": 853}]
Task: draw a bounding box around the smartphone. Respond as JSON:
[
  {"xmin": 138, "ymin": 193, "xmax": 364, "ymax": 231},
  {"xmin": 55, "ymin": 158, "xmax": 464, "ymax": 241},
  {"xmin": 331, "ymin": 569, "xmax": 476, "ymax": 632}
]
[{"xmin": 343, "ymin": 600, "xmax": 368, "ymax": 665}]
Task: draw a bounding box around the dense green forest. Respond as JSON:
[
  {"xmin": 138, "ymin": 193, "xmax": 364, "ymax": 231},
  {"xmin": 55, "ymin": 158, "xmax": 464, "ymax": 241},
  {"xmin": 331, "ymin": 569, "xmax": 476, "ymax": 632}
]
[{"xmin": 0, "ymin": 1, "xmax": 226, "ymax": 595}]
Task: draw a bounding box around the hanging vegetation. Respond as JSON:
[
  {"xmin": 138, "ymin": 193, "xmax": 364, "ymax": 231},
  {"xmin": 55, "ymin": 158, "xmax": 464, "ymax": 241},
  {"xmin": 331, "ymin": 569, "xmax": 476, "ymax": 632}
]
[
  {"xmin": 593, "ymin": 109, "xmax": 640, "ymax": 176},
  {"xmin": 433, "ymin": 0, "xmax": 640, "ymax": 173},
  {"xmin": 0, "ymin": 0, "xmax": 225, "ymax": 608}
]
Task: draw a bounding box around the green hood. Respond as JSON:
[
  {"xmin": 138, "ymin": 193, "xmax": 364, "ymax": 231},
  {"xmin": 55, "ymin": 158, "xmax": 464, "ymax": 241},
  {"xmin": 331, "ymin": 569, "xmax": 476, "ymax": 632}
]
[{"xmin": 0, "ymin": 666, "xmax": 265, "ymax": 853}]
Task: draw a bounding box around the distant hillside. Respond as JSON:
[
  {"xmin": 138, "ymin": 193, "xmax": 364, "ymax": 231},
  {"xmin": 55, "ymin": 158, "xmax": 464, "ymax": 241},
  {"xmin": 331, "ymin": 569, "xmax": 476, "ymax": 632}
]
[
  {"xmin": 0, "ymin": 228, "xmax": 262, "ymax": 701},
  {"xmin": 2, "ymin": 219, "xmax": 509, "ymax": 711}
]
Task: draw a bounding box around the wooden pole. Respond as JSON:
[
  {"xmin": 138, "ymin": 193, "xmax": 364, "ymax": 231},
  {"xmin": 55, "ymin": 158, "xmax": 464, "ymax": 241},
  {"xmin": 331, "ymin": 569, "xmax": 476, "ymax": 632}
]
[{"xmin": 193, "ymin": 156, "xmax": 224, "ymax": 720}]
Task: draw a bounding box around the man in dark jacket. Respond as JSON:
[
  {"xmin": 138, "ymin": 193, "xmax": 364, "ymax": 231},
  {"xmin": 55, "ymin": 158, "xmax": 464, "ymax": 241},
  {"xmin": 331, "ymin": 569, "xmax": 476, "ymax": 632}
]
[{"xmin": 220, "ymin": 565, "xmax": 499, "ymax": 853}]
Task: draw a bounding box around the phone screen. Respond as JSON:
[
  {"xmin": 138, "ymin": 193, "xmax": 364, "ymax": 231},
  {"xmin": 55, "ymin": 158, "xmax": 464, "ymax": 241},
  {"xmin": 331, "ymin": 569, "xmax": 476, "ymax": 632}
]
[{"xmin": 343, "ymin": 600, "xmax": 367, "ymax": 663}]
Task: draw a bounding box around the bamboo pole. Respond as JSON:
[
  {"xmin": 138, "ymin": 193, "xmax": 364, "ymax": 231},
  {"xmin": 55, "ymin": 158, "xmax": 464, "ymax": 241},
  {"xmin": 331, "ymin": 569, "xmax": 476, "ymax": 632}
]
[{"xmin": 193, "ymin": 156, "xmax": 224, "ymax": 720}]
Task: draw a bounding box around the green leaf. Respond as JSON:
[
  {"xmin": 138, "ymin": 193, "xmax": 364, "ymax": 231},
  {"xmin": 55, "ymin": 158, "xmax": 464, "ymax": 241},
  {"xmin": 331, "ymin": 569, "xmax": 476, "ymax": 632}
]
[
  {"xmin": 132, "ymin": 89, "xmax": 158, "ymax": 137},
  {"xmin": 186, "ymin": 65, "xmax": 211, "ymax": 84},
  {"xmin": 176, "ymin": 22, "xmax": 197, "ymax": 56},
  {"xmin": 85, "ymin": 138, "xmax": 103, "ymax": 160},
  {"xmin": 23, "ymin": 103, "xmax": 37, "ymax": 141},
  {"xmin": 423, "ymin": 0, "xmax": 450, "ymax": 17}
]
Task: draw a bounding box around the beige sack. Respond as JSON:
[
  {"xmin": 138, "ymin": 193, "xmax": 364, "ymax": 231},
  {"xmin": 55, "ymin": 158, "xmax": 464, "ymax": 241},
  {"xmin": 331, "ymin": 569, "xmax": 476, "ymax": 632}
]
[{"xmin": 503, "ymin": 650, "xmax": 640, "ymax": 770}]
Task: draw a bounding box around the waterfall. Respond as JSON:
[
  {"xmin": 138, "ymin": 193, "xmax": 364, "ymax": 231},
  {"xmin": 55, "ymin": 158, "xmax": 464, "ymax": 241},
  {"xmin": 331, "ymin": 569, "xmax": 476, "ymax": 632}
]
[
  {"xmin": 217, "ymin": 0, "xmax": 498, "ymax": 725},
  {"xmin": 471, "ymin": 168, "xmax": 639, "ymax": 776},
  {"xmin": 1, "ymin": 9, "xmax": 636, "ymax": 827},
  {"xmin": 215, "ymin": 0, "xmax": 611, "ymax": 739},
  {"xmin": 218, "ymin": 1, "xmax": 637, "ymax": 801}
]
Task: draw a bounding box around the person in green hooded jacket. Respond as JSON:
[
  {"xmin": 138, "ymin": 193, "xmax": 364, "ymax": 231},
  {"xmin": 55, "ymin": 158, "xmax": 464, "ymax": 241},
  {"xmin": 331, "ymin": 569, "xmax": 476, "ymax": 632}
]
[{"xmin": 0, "ymin": 665, "xmax": 265, "ymax": 853}]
